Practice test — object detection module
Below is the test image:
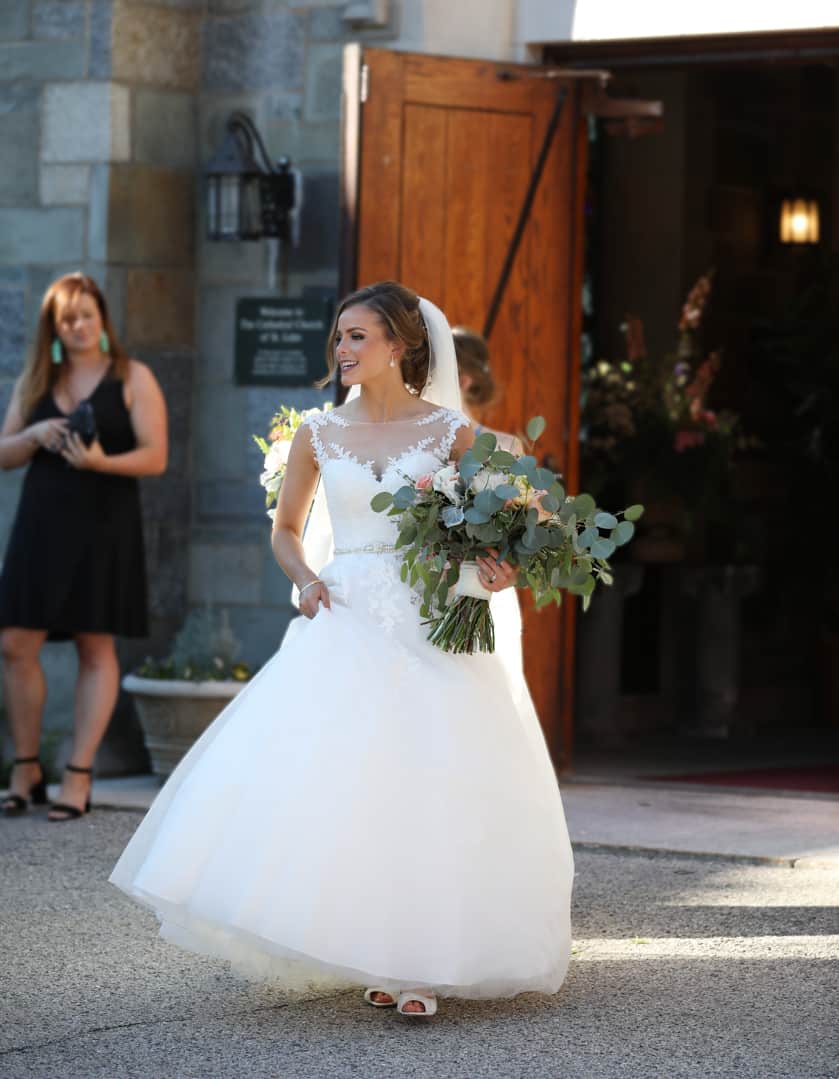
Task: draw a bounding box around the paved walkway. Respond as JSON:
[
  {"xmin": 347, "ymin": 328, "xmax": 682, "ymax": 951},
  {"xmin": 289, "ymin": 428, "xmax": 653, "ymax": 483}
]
[
  {"xmin": 77, "ymin": 770, "xmax": 839, "ymax": 867},
  {"xmin": 1, "ymin": 806, "xmax": 837, "ymax": 1079}
]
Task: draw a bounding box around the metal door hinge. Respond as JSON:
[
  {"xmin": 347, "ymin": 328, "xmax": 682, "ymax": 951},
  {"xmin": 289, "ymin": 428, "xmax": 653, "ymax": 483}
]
[{"xmin": 360, "ymin": 63, "xmax": 369, "ymax": 103}]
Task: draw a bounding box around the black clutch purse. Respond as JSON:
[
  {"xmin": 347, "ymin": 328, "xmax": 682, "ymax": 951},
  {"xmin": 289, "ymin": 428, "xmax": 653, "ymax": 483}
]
[{"xmin": 66, "ymin": 400, "xmax": 98, "ymax": 447}]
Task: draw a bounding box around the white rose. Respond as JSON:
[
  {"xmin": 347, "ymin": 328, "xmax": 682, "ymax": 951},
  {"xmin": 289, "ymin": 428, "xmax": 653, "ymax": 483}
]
[
  {"xmin": 432, "ymin": 463, "xmax": 463, "ymax": 505},
  {"xmin": 470, "ymin": 469, "xmax": 507, "ymax": 494},
  {"xmin": 264, "ymin": 439, "xmax": 291, "ymax": 472},
  {"xmin": 259, "ymin": 469, "xmax": 283, "ymax": 494}
]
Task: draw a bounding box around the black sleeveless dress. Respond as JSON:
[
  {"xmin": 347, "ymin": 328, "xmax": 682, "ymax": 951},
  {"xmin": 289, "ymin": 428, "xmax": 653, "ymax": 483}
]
[{"xmin": 0, "ymin": 375, "xmax": 148, "ymax": 640}]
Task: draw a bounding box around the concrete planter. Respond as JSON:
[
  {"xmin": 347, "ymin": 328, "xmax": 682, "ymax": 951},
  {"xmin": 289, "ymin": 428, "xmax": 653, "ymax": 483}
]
[{"xmin": 122, "ymin": 674, "xmax": 246, "ymax": 780}]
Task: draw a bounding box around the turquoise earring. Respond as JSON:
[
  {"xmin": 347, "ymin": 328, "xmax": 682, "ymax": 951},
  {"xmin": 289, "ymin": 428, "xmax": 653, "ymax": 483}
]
[
  {"xmin": 50, "ymin": 339, "xmax": 63, "ymax": 365},
  {"xmin": 100, "ymin": 331, "xmax": 110, "ymax": 354}
]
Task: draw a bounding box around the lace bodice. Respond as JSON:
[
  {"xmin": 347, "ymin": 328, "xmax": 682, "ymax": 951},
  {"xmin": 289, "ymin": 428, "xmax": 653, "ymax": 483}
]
[{"xmin": 303, "ymin": 407, "xmax": 470, "ymax": 551}]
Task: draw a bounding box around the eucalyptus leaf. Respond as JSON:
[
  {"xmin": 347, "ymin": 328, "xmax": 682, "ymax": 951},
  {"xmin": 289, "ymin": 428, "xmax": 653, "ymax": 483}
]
[
  {"xmin": 458, "ymin": 457, "xmax": 482, "ymax": 486},
  {"xmin": 550, "ymin": 481, "xmax": 566, "ymax": 501},
  {"xmin": 495, "ymin": 484, "xmax": 521, "ymax": 500},
  {"xmin": 574, "ymin": 493, "xmax": 596, "ymax": 518},
  {"xmin": 613, "ymin": 520, "xmax": 635, "ymax": 545},
  {"xmin": 526, "ymin": 415, "xmax": 546, "ymax": 442},
  {"xmin": 489, "ymin": 450, "xmax": 517, "ymax": 468},
  {"xmin": 590, "ymin": 537, "xmax": 616, "ymax": 560},
  {"xmin": 471, "ymin": 432, "xmax": 497, "ymax": 462},
  {"xmin": 510, "ymin": 454, "xmax": 537, "ymax": 476},
  {"xmin": 474, "ymin": 488, "xmax": 503, "ymax": 514},
  {"xmin": 464, "ymin": 507, "xmax": 491, "ymax": 524},
  {"xmin": 594, "ymin": 511, "xmax": 618, "ymax": 529},
  {"xmin": 533, "ymin": 467, "xmax": 556, "ymax": 490},
  {"xmin": 624, "ymin": 503, "xmax": 645, "ymax": 522},
  {"xmin": 540, "ymin": 493, "xmax": 560, "ymax": 513},
  {"xmin": 370, "ymin": 491, "xmax": 393, "ymax": 512},
  {"xmin": 392, "ymin": 485, "xmax": 416, "ymax": 510},
  {"xmin": 578, "ymin": 527, "xmax": 598, "ymax": 550}
]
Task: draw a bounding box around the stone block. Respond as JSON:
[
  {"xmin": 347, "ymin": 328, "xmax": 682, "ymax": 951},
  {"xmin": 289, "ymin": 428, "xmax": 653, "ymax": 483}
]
[
  {"xmin": 0, "ymin": 41, "xmax": 86, "ymax": 81},
  {"xmin": 112, "ymin": 1, "xmax": 201, "ymax": 91},
  {"xmin": 0, "ymin": 288, "xmax": 25, "ymax": 376},
  {"xmin": 42, "ymin": 83, "xmax": 130, "ymax": 164},
  {"xmin": 193, "ymin": 383, "xmax": 249, "ymax": 481},
  {"xmin": 134, "ymin": 89, "xmax": 197, "ymax": 170},
  {"xmin": 196, "ymin": 479, "xmax": 264, "ymax": 519},
  {"xmin": 39, "ymin": 164, "xmax": 90, "ymax": 206},
  {"xmin": 261, "ymin": 543, "xmax": 293, "ymax": 606},
  {"xmin": 0, "ymin": 82, "xmax": 39, "ymax": 206},
  {"xmin": 203, "ymin": 10, "xmax": 305, "ymax": 92},
  {"xmin": 310, "ymin": 6, "xmax": 346, "ymax": 40},
  {"xmin": 287, "ymin": 168, "xmax": 339, "ymax": 273},
  {"xmin": 0, "ymin": 209, "xmax": 84, "ymax": 265},
  {"xmin": 89, "ymin": 0, "xmax": 112, "ymax": 79},
  {"xmin": 0, "ymin": 1, "xmax": 30, "ymax": 42},
  {"xmin": 198, "ymin": 234, "xmax": 265, "ymax": 284},
  {"xmin": 107, "ymin": 165, "xmax": 194, "ymax": 266},
  {"xmin": 87, "ymin": 164, "xmax": 109, "ymax": 262},
  {"xmin": 261, "ymin": 114, "xmax": 339, "ymax": 167},
  {"xmin": 33, "ymin": 1, "xmax": 86, "ymax": 39},
  {"xmin": 197, "ymin": 284, "xmax": 238, "ymax": 385},
  {"xmin": 226, "ymin": 604, "xmax": 294, "ymax": 668},
  {"xmin": 303, "ymin": 42, "xmax": 343, "ymax": 122},
  {"xmin": 188, "ymin": 542, "xmax": 262, "ymax": 605},
  {"xmin": 125, "ymin": 268, "xmax": 195, "ymax": 349}
]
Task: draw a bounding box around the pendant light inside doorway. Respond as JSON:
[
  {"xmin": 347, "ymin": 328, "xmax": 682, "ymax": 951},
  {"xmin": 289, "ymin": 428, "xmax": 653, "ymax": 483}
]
[{"xmin": 779, "ymin": 197, "xmax": 820, "ymax": 245}]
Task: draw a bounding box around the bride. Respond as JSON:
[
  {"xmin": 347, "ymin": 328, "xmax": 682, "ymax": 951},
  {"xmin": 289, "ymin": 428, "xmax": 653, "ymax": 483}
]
[{"xmin": 110, "ymin": 281, "xmax": 574, "ymax": 1018}]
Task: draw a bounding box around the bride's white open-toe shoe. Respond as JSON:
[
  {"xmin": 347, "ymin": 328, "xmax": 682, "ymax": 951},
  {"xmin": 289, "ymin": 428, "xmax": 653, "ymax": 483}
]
[
  {"xmin": 396, "ymin": 988, "xmax": 437, "ymax": 1017},
  {"xmin": 363, "ymin": 987, "xmax": 397, "ymax": 1007}
]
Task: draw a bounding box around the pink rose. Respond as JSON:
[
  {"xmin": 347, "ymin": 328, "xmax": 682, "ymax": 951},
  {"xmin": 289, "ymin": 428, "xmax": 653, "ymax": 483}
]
[
  {"xmin": 525, "ymin": 489, "xmax": 553, "ymax": 522},
  {"xmin": 674, "ymin": 430, "xmax": 705, "ymax": 453},
  {"xmin": 415, "ymin": 474, "xmax": 434, "ymax": 491}
]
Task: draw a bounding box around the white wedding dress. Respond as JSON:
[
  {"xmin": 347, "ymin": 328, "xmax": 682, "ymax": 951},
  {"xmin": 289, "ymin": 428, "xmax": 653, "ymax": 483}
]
[{"xmin": 110, "ymin": 406, "xmax": 574, "ymax": 999}]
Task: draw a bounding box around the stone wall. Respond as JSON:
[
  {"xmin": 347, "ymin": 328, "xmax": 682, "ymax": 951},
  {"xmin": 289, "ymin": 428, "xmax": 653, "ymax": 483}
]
[
  {"xmin": 0, "ymin": 0, "xmax": 521, "ymax": 769},
  {"xmin": 0, "ymin": 0, "xmax": 199, "ymax": 769}
]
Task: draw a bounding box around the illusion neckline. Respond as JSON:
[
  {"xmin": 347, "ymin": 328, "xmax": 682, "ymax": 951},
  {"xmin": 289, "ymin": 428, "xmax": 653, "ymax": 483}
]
[{"xmin": 331, "ymin": 406, "xmax": 447, "ymax": 427}]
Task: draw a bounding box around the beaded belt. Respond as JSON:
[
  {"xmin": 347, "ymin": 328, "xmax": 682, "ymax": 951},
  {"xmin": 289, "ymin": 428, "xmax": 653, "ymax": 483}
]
[{"xmin": 334, "ymin": 543, "xmax": 397, "ymax": 555}]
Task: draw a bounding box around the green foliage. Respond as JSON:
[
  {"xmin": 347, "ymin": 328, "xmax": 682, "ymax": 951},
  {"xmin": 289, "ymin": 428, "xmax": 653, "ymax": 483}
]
[
  {"xmin": 135, "ymin": 607, "xmax": 253, "ymax": 682},
  {"xmin": 370, "ymin": 416, "xmax": 644, "ymax": 653}
]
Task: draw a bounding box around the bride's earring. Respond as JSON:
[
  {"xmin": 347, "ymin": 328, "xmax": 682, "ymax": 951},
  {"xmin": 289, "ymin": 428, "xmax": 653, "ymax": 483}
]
[{"xmin": 389, "ymin": 352, "xmax": 396, "ymax": 368}]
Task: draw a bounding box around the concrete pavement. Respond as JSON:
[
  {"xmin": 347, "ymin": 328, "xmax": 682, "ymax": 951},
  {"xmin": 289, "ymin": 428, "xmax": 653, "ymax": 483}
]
[
  {"xmin": 1, "ymin": 807, "xmax": 837, "ymax": 1079},
  {"xmin": 67, "ymin": 769, "xmax": 839, "ymax": 867}
]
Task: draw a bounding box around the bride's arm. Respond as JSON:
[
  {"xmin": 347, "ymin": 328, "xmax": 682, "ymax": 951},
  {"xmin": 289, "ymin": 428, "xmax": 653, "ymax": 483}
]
[{"xmin": 271, "ymin": 425, "xmax": 331, "ymax": 617}]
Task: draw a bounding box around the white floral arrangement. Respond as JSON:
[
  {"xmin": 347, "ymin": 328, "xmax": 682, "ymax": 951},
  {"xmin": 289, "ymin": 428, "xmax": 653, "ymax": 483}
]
[{"xmin": 254, "ymin": 404, "xmax": 332, "ymax": 521}]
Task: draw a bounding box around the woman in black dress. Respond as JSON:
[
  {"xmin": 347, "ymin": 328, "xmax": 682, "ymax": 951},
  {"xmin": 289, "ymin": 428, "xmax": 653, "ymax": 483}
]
[{"xmin": 0, "ymin": 273, "xmax": 167, "ymax": 820}]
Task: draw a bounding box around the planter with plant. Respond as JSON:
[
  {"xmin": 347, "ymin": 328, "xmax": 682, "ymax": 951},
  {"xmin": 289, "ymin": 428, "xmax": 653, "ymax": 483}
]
[{"xmin": 123, "ymin": 607, "xmax": 252, "ymax": 780}]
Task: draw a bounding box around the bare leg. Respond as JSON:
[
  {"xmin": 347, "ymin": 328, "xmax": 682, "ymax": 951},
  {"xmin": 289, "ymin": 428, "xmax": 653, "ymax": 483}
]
[
  {"xmin": 1, "ymin": 627, "xmax": 48, "ymax": 801},
  {"xmin": 49, "ymin": 633, "xmax": 119, "ymax": 816}
]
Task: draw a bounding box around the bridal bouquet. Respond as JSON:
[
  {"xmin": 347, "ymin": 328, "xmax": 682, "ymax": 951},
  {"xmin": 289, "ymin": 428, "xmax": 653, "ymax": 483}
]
[
  {"xmin": 254, "ymin": 403, "xmax": 332, "ymax": 520},
  {"xmin": 371, "ymin": 417, "xmax": 643, "ymax": 654}
]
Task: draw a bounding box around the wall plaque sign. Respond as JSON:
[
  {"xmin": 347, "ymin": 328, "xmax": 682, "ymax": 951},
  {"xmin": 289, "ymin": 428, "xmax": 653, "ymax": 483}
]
[{"xmin": 234, "ymin": 297, "xmax": 332, "ymax": 386}]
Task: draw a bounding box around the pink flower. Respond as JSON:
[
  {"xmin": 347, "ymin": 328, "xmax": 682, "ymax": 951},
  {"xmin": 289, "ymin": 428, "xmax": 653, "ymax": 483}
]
[
  {"xmin": 525, "ymin": 489, "xmax": 554, "ymax": 522},
  {"xmin": 415, "ymin": 474, "xmax": 434, "ymax": 491},
  {"xmin": 674, "ymin": 430, "xmax": 706, "ymax": 453}
]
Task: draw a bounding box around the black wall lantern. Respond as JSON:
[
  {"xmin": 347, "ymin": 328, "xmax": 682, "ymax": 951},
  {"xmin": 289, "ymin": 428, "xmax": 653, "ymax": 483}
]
[{"xmin": 204, "ymin": 111, "xmax": 299, "ymax": 244}]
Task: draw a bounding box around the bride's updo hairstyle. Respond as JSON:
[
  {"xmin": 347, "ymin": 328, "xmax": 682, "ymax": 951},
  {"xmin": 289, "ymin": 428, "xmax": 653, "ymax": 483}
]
[{"xmin": 320, "ymin": 280, "xmax": 430, "ymax": 394}]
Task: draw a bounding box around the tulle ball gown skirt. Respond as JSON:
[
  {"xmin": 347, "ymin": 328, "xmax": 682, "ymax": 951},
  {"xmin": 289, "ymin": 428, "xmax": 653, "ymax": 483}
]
[{"xmin": 110, "ymin": 552, "xmax": 575, "ymax": 999}]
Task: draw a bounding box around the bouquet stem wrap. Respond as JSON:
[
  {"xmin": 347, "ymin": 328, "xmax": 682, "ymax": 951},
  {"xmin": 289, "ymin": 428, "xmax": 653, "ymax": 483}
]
[{"xmin": 424, "ymin": 563, "xmax": 495, "ymax": 655}]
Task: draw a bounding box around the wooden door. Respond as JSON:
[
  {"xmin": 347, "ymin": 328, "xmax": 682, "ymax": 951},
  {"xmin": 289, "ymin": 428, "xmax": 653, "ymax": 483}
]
[{"xmin": 344, "ymin": 48, "xmax": 587, "ymax": 769}]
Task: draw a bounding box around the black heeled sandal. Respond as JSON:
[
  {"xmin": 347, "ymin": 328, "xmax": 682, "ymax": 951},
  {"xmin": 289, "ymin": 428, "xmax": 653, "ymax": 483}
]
[
  {"xmin": 48, "ymin": 763, "xmax": 93, "ymax": 822},
  {"xmin": 2, "ymin": 756, "xmax": 47, "ymax": 816}
]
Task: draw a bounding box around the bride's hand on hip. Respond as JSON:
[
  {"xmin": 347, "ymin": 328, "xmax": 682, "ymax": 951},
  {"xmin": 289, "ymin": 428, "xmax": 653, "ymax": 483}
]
[
  {"xmin": 476, "ymin": 549, "xmax": 517, "ymax": 592},
  {"xmin": 298, "ymin": 578, "xmax": 331, "ymax": 618}
]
